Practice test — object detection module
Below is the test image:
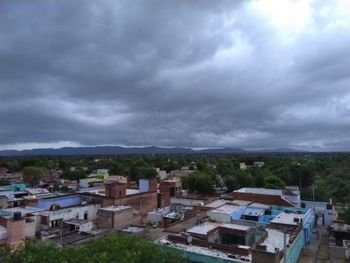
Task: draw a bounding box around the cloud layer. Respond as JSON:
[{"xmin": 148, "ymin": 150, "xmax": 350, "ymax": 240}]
[{"xmin": 0, "ymin": 0, "xmax": 349, "ymax": 151}]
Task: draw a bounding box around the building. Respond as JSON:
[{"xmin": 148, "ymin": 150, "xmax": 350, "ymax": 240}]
[
  {"xmin": 233, "ymin": 187, "xmax": 300, "ymax": 207},
  {"xmin": 301, "ymin": 200, "xmax": 336, "ymax": 226},
  {"xmin": 162, "ymin": 197, "xmax": 315, "ymax": 263},
  {"xmin": 0, "ymin": 206, "xmax": 44, "ymax": 238},
  {"xmin": 240, "ymin": 163, "xmax": 247, "ymax": 170},
  {"xmin": 155, "ymin": 168, "xmax": 167, "ymax": 180},
  {"xmin": 24, "ymin": 193, "xmax": 82, "ymax": 209},
  {"xmin": 98, "ymin": 205, "xmax": 140, "ymax": 229},
  {"xmin": 63, "ymin": 219, "xmax": 93, "ymax": 233},
  {"xmin": 0, "ymin": 212, "xmax": 25, "ymax": 247},
  {"xmin": 81, "ymin": 179, "xmax": 158, "ymax": 222}
]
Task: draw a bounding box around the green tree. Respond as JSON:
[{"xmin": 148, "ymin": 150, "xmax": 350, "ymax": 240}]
[
  {"xmin": 22, "ymin": 166, "xmax": 48, "ymax": 187},
  {"xmin": 0, "ymin": 234, "xmax": 185, "ymax": 263},
  {"xmin": 300, "ymin": 178, "xmax": 334, "ymax": 202},
  {"xmin": 0, "ymin": 178, "xmax": 10, "ymax": 186},
  {"xmin": 264, "ymin": 175, "xmax": 286, "ymax": 189},
  {"xmin": 181, "ymin": 171, "xmax": 215, "ymax": 195},
  {"xmin": 223, "ymin": 175, "xmax": 238, "ymax": 192},
  {"xmin": 217, "ymin": 159, "xmax": 234, "ymax": 176},
  {"xmin": 236, "ymin": 170, "xmax": 255, "ymax": 188},
  {"xmin": 341, "ymin": 205, "xmax": 350, "ymax": 225}
]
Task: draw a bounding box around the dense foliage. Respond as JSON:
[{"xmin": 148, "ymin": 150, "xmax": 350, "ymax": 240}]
[
  {"xmin": 0, "ymin": 234, "xmax": 185, "ymax": 263},
  {"xmin": 22, "ymin": 166, "xmax": 49, "ymax": 187},
  {"xmin": 0, "ymin": 153, "xmax": 349, "ymax": 203}
]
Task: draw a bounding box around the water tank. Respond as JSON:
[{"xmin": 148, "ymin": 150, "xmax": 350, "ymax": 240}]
[{"xmin": 13, "ymin": 211, "xmax": 22, "ymax": 220}]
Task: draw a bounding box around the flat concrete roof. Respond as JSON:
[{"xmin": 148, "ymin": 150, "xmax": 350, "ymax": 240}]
[
  {"xmin": 250, "ymin": 203, "xmax": 270, "ymax": 209},
  {"xmin": 78, "ymin": 187, "xmax": 105, "ymax": 196},
  {"xmin": 209, "ymin": 204, "xmax": 241, "ymax": 215},
  {"xmin": 260, "ymin": 228, "xmax": 290, "ymax": 253},
  {"xmin": 270, "ymin": 212, "xmax": 303, "ymax": 226},
  {"xmin": 204, "ymin": 199, "xmax": 228, "ymax": 208},
  {"xmin": 2, "ymin": 206, "xmax": 44, "ymax": 215},
  {"xmin": 235, "ymin": 188, "xmax": 282, "ymax": 196},
  {"xmin": 232, "ymin": 200, "xmax": 252, "ymax": 206},
  {"xmin": 242, "ymin": 208, "xmax": 265, "ymax": 217},
  {"xmin": 99, "ymin": 205, "xmax": 131, "ymax": 212},
  {"xmin": 187, "ymin": 222, "xmax": 251, "ymax": 236}
]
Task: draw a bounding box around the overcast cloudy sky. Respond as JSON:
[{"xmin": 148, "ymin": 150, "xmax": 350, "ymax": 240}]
[{"xmin": 0, "ymin": 0, "xmax": 349, "ymax": 151}]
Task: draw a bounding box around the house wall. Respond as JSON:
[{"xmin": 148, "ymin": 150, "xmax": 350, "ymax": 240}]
[
  {"xmin": 6, "ymin": 219, "xmax": 25, "ymax": 247},
  {"xmin": 78, "ymin": 222, "xmax": 93, "ymax": 232},
  {"xmin": 208, "ymin": 230, "xmax": 222, "ymax": 243},
  {"xmin": 102, "ymin": 191, "xmax": 158, "ymax": 220},
  {"xmin": 139, "ymin": 179, "xmax": 157, "ymax": 193},
  {"xmin": 286, "ymin": 229, "xmax": 305, "ymax": 263},
  {"xmin": 106, "ymin": 182, "xmax": 127, "ymax": 198},
  {"xmin": 98, "ymin": 208, "xmax": 140, "ymax": 229},
  {"xmin": 158, "ymin": 192, "xmax": 170, "ymax": 208},
  {"xmin": 0, "ymin": 196, "xmax": 8, "ymax": 209},
  {"xmin": 25, "ymin": 221, "xmax": 36, "ymax": 238},
  {"xmin": 159, "ymin": 182, "xmax": 171, "ymax": 207},
  {"xmin": 207, "ymin": 211, "xmax": 231, "ymax": 223},
  {"xmin": 252, "ymin": 248, "xmax": 281, "ymax": 263},
  {"xmin": 232, "ymin": 192, "xmax": 293, "ymax": 206},
  {"xmin": 35, "ymin": 195, "xmax": 82, "ymax": 209},
  {"xmin": 43, "ymin": 204, "xmax": 100, "ymax": 226}
]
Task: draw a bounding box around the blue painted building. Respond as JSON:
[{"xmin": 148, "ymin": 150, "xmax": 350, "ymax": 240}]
[
  {"xmin": 33, "ymin": 194, "xmax": 82, "ymax": 209},
  {"xmin": 226, "ymin": 204, "xmax": 314, "ymax": 245}
]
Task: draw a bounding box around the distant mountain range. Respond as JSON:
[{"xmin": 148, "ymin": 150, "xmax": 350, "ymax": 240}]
[{"xmin": 0, "ymin": 146, "xmax": 305, "ymax": 156}]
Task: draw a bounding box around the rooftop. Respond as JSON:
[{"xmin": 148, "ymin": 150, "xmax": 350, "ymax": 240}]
[
  {"xmin": 204, "ymin": 199, "xmax": 228, "ymax": 208},
  {"xmin": 260, "ymin": 228, "xmax": 290, "ymax": 253},
  {"xmin": 160, "ymin": 239, "xmax": 248, "ymax": 261},
  {"xmin": 1, "ymin": 206, "xmax": 44, "ymax": 216},
  {"xmin": 242, "ymin": 208, "xmax": 265, "ymax": 217},
  {"xmin": 231, "ymin": 200, "xmax": 253, "ymax": 206},
  {"xmin": 99, "ymin": 205, "xmax": 131, "ymax": 212},
  {"xmin": 187, "ymin": 222, "xmax": 251, "ymax": 236},
  {"xmin": 210, "ymin": 204, "xmax": 241, "ymax": 215},
  {"xmin": 270, "ymin": 212, "xmax": 304, "ymax": 226},
  {"xmin": 250, "ymin": 203, "xmax": 270, "ymax": 209},
  {"xmin": 235, "ymin": 188, "xmax": 282, "ymax": 196}
]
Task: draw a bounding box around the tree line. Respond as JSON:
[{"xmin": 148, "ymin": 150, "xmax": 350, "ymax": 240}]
[
  {"xmin": 0, "ymin": 153, "xmax": 349, "ymax": 203},
  {"xmin": 0, "ymin": 234, "xmax": 184, "ymax": 263}
]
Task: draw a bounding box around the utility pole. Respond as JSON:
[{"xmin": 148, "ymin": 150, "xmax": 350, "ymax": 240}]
[{"xmin": 312, "ymin": 184, "xmax": 316, "ymax": 213}]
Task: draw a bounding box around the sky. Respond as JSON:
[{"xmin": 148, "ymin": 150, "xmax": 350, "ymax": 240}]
[{"xmin": 0, "ymin": 0, "xmax": 349, "ymax": 152}]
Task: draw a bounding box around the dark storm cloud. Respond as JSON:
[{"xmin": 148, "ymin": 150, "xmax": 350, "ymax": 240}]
[{"xmin": 0, "ymin": 0, "xmax": 349, "ymax": 151}]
